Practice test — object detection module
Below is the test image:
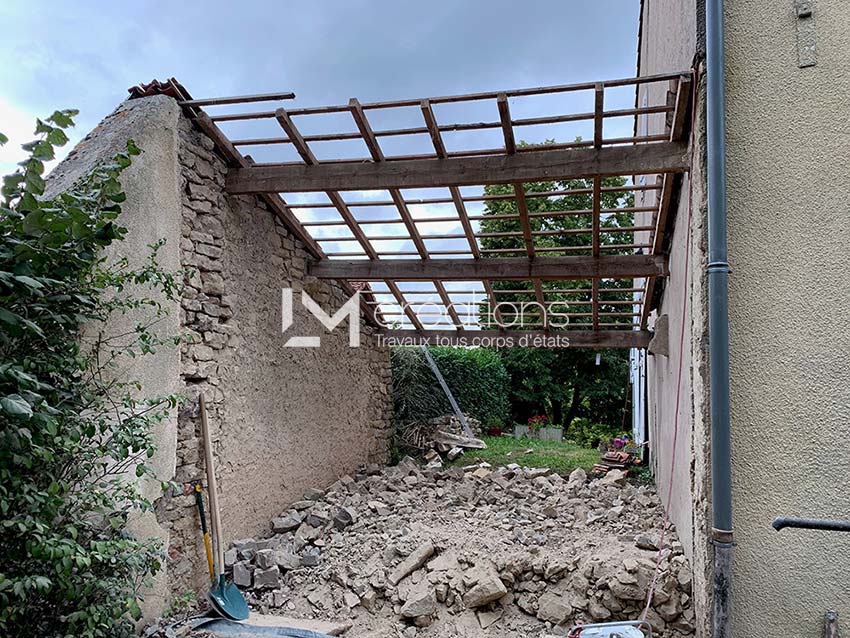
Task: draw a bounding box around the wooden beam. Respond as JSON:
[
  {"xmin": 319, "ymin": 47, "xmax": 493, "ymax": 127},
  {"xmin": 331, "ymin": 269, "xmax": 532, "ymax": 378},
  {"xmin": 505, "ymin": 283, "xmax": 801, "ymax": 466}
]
[
  {"xmin": 309, "ymin": 254, "xmax": 668, "ymax": 280},
  {"xmin": 226, "ymin": 141, "xmax": 690, "ymax": 193},
  {"xmin": 591, "ymin": 177, "xmax": 601, "ymax": 331},
  {"xmin": 194, "ymin": 114, "xmax": 324, "ymax": 258},
  {"xmin": 420, "ymin": 99, "xmax": 447, "ymax": 157},
  {"xmin": 375, "ymin": 329, "xmax": 652, "ymax": 349}
]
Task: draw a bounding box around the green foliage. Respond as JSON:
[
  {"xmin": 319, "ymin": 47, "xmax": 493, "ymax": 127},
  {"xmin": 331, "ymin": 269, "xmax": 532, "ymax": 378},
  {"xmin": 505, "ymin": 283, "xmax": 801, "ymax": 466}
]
[
  {"xmin": 476, "ymin": 140, "xmax": 633, "ymax": 435},
  {"xmin": 497, "ymin": 347, "xmax": 630, "ymax": 436},
  {"xmin": 566, "ymin": 417, "xmax": 622, "ymax": 449},
  {"xmin": 390, "ymin": 346, "xmax": 510, "ymax": 428},
  {"xmin": 0, "ymin": 112, "xmax": 181, "ymax": 637}
]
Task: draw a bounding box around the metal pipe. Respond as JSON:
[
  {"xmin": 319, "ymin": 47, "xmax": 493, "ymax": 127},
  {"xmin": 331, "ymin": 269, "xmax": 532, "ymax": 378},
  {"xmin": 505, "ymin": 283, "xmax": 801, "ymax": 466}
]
[
  {"xmin": 706, "ymin": 0, "xmax": 734, "ymax": 636},
  {"xmin": 773, "ymin": 517, "xmax": 850, "ymax": 533}
]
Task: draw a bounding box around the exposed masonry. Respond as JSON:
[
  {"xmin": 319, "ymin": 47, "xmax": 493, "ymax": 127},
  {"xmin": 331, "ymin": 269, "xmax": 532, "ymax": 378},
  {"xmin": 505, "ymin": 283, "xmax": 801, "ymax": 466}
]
[{"xmin": 155, "ymin": 115, "xmax": 393, "ymax": 595}]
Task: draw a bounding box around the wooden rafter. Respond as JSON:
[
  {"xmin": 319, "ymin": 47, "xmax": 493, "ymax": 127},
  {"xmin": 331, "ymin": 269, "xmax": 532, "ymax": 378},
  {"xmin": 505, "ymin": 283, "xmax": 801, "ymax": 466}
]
[
  {"xmin": 497, "ymin": 93, "xmax": 517, "ymax": 154},
  {"xmin": 513, "ymin": 184, "xmax": 536, "ymax": 259},
  {"xmin": 226, "ymin": 142, "xmax": 689, "ymax": 194},
  {"xmin": 386, "ymin": 281, "xmax": 423, "ymax": 331},
  {"xmin": 274, "ymin": 107, "xmax": 378, "ymax": 259}
]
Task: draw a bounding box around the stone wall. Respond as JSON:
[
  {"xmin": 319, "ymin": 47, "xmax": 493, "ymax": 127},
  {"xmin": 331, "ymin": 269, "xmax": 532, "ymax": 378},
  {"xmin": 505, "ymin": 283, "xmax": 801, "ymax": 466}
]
[{"xmin": 49, "ymin": 94, "xmax": 393, "ymax": 615}]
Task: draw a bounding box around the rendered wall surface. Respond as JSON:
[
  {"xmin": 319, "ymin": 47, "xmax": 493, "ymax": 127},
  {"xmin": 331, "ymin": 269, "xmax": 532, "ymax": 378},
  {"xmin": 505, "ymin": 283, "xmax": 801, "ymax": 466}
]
[
  {"xmin": 724, "ymin": 1, "xmax": 850, "ymax": 636},
  {"xmin": 47, "ymin": 95, "xmax": 393, "ymax": 618}
]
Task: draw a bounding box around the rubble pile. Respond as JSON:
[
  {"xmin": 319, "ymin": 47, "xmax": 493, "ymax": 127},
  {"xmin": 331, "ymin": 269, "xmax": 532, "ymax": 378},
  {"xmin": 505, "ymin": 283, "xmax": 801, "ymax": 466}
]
[{"xmin": 224, "ymin": 460, "xmax": 695, "ymax": 638}]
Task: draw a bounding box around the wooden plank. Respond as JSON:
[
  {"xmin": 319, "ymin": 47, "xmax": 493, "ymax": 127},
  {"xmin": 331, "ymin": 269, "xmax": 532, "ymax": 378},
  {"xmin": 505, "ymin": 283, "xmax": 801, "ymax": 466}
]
[
  {"xmin": 309, "ymin": 254, "xmax": 668, "ymax": 280},
  {"xmin": 376, "ymin": 329, "xmax": 652, "ymax": 349},
  {"xmin": 420, "ymin": 100, "xmax": 447, "ymax": 157},
  {"xmin": 497, "ymin": 93, "xmax": 516, "ymax": 154},
  {"xmin": 350, "ymin": 98, "xmax": 385, "ymax": 162},
  {"xmin": 226, "ymin": 141, "xmax": 690, "ymax": 193},
  {"xmin": 179, "ymin": 91, "xmax": 295, "ymax": 107},
  {"xmin": 513, "ymin": 184, "xmax": 535, "ymax": 258}
]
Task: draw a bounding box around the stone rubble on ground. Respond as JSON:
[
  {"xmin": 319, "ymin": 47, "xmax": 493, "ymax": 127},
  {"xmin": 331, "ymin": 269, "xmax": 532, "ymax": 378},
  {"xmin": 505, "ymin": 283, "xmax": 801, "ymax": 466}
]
[{"xmin": 224, "ymin": 458, "xmax": 694, "ymax": 638}]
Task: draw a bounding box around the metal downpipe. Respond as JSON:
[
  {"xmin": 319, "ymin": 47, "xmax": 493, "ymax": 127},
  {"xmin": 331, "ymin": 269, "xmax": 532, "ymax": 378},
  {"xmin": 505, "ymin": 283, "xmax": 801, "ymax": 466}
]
[{"xmin": 706, "ymin": 0, "xmax": 734, "ymax": 636}]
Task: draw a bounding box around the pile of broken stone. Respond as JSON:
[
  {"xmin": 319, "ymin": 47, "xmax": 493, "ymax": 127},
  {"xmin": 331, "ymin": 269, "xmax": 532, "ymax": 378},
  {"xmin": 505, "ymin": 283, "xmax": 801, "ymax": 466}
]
[{"xmin": 224, "ymin": 459, "xmax": 695, "ymax": 637}]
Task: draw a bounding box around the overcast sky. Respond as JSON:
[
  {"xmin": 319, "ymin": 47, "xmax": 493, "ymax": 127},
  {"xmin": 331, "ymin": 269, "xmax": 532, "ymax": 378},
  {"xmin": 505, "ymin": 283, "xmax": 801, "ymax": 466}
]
[
  {"xmin": 0, "ymin": 0, "xmax": 640, "ymax": 175},
  {"xmin": 0, "ymin": 1, "xmax": 643, "ymax": 328}
]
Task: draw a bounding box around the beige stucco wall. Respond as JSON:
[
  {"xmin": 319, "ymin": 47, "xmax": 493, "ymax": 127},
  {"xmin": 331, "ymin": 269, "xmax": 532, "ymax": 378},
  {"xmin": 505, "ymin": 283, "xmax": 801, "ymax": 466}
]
[{"xmin": 724, "ymin": 1, "xmax": 850, "ymax": 636}]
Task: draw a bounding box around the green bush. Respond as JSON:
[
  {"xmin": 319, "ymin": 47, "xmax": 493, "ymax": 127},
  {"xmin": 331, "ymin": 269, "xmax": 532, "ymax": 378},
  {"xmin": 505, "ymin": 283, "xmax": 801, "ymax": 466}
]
[
  {"xmin": 0, "ymin": 112, "xmax": 181, "ymax": 636},
  {"xmin": 567, "ymin": 417, "xmax": 622, "ymax": 449},
  {"xmin": 391, "ymin": 346, "xmax": 509, "ymax": 428}
]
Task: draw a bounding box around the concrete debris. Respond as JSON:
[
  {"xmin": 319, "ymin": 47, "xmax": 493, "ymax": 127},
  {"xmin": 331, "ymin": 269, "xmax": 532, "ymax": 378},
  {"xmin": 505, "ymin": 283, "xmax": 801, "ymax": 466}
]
[{"xmin": 224, "ymin": 459, "xmax": 693, "ymax": 638}]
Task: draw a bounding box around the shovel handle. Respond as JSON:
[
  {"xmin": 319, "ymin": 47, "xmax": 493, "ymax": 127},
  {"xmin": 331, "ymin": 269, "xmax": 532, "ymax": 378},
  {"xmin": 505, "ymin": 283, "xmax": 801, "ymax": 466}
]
[
  {"xmin": 200, "ymin": 393, "xmax": 226, "ymax": 578},
  {"xmin": 194, "ymin": 484, "xmax": 216, "ymax": 583}
]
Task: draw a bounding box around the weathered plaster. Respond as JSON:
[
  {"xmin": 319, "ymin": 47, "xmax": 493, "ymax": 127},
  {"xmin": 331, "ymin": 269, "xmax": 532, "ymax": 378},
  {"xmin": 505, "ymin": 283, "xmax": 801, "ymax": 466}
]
[{"xmin": 45, "ymin": 96, "xmax": 183, "ymax": 618}]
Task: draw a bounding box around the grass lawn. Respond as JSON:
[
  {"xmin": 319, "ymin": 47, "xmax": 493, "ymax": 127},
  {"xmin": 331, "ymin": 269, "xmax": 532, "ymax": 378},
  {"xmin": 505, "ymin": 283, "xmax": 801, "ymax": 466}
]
[{"xmin": 447, "ymin": 434, "xmax": 599, "ymax": 476}]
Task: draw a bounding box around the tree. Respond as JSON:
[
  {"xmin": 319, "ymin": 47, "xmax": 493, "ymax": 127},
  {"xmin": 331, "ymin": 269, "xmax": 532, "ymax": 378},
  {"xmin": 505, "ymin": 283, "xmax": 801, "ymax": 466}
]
[
  {"xmin": 478, "ymin": 141, "xmax": 634, "ymax": 433},
  {"xmin": 0, "ymin": 112, "xmax": 181, "ymax": 637}
]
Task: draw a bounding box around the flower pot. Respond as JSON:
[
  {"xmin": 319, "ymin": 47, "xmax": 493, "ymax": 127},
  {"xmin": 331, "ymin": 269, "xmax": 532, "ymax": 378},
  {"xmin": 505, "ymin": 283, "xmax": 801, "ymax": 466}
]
[{"xmin": 538, "ymin": 427, "xmax": 563, "ymax": 442}]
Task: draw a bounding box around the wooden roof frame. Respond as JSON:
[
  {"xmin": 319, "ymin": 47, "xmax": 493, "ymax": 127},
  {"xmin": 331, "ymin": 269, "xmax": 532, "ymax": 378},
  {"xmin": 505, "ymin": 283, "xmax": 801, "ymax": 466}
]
[{"xmin": 161, "ymin": 72, "xmax": 692, "ymax": 348}]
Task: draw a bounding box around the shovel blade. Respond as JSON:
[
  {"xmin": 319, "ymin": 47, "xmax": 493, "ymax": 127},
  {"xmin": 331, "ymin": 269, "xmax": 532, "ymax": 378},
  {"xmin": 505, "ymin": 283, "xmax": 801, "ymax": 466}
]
[{"xmin": 208, "ymin": 577, "xmax": 249, "ymax": 621}]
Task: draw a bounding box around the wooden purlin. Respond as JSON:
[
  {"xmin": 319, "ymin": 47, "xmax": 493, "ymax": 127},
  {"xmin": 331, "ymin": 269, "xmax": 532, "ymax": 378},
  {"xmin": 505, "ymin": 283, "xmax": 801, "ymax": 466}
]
[
  {"xmin": 226, "ymin": 141, "xmax": 690, "ymax": 193},
  {"xmin": 310, "ymin": 255, "xmax": 668, "ymax": 280}
]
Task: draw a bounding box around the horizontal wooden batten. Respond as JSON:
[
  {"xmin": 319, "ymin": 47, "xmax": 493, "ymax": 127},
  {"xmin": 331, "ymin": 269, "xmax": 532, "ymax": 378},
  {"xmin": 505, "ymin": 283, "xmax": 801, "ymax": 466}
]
[
  {"xmin": 309, "ymin": 255, "xmax": 667, "ymax": 281},
  {"xmin": 375, "ymin": 329, "xmax": 651, "ymax": 349},
  {"xmin": 225, "ymin": 142, "xmax": 689, "ymax": 194}
]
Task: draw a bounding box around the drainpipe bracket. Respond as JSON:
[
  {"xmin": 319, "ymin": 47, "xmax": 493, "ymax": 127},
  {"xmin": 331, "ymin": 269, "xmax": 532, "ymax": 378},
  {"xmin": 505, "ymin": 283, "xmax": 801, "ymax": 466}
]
[{"xmin": 707, "ymin": 261, "xmax": 732, "ymax": 274}]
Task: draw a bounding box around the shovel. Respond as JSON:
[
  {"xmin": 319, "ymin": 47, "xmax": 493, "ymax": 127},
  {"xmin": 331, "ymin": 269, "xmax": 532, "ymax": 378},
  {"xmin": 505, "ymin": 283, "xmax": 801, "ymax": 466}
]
[{"xmin": 200, "ymin": 392, "xmax": 250, "ymax": 621}]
